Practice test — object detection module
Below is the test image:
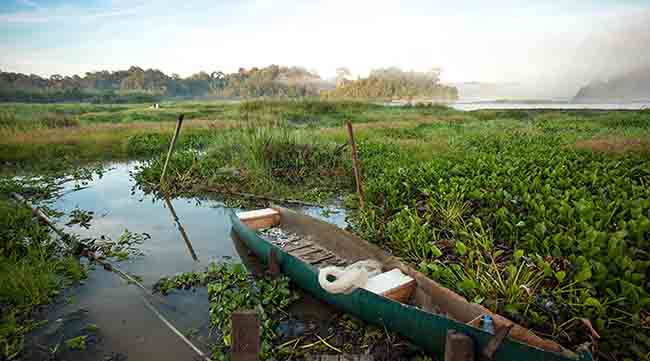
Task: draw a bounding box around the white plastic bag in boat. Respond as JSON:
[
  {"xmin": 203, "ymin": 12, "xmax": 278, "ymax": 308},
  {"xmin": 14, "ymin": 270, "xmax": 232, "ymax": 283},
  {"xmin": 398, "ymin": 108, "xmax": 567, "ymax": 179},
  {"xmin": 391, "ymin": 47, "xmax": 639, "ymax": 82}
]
[{"xmin": 318, "ymin": 259, "xmax": 382, "ymax": 294}]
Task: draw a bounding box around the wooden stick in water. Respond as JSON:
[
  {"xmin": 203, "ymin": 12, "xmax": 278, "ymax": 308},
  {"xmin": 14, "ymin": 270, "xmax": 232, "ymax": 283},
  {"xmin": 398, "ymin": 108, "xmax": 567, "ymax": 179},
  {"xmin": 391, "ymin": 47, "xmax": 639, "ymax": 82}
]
[
  {"xmin": 163, "ymin": 195, "xmax": 199, "ymax": 261},
  {"xmin": 160, "ymin": 113, "xmax": 185, "ymax": 185},
  {"xmin": 346, "ymin": 120, "xmax": 365, "ymax": 209},
  {"xmin": 10, "ymin": 192, "xmax": 71, "ymax": 248},
  {"xmin": 11, "ymin": 191, "xmax": 212, "ymax": 361}
]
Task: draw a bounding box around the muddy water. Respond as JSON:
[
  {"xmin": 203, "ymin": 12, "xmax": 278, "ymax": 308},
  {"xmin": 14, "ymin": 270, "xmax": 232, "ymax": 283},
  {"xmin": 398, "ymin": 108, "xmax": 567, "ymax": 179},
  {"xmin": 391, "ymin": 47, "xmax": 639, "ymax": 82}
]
[{"xmin": 26, "ymin": 162, "xmax": 345, "ymax": 361}]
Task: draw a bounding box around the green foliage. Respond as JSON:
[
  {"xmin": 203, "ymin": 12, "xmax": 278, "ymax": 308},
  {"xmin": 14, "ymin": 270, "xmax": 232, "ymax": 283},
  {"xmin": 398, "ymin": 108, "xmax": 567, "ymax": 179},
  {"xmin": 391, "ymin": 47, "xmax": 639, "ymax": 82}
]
[
  {"xmin": 345, "ymin": 110, "xmax": 650, "ymax": 359},
  {"xmin": 134, "ymin": 125, "xmax": 353, "ymax": 201},
  {"xmin": 210, "ymin": 65, "xmax": 321, "ymax": 98},
  {"xmin": 208, "ymin": 263, "xmax": 297, "ymax": 360},
  {"xmin": 155, "ymin": 262, "xmax": 297, "ymax": 360},
  {"xmin": 0, "ymin": 194, "xmax": 86, "ymax": 360},
  {"xmin": 83, "ymin": 323, "xmax": 99, "ymax": 333},
  {"xmin": 66, "ymin": 208, "xmax": 94, "ymax": 229},
  {"xmin": 154, "ymin": 271, "xmax": 208, "ymax": 295},
  {"xmin": 86, "ymin": 230, "xmax": 149, "ymax": 261},
  {"xmin": 64, "ymin": 335, "xmax": 87, "ymax": 350},
  {"xmin": 239, "ymin": 99, "xmax": 380, "ymax": 126},
  {"xmin": 0, "ymin": 65, "xmax": 322, "ymax": 103},
  {"xmin": 354, "ymin": 126, "xmax": 650, "ymax": 358},
  {"xmin": 325, "ymin": 67, "xmax": 458, "ymax": 100}
]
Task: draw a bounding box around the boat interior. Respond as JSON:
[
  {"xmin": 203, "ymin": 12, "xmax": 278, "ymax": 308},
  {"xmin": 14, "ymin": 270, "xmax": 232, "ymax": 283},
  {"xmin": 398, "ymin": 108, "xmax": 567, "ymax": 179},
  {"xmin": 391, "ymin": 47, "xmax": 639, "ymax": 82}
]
[{"xmin": 237, "ymin": 207, "xmax": 417, "ymax": 303}]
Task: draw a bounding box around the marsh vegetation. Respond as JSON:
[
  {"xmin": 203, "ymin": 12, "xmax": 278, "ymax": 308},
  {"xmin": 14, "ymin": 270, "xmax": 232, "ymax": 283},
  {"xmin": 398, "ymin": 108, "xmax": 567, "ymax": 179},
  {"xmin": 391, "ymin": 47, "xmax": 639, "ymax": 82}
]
[{"xmin": 1, "ymin": 100, "xmax": 649, "ymax": 360}]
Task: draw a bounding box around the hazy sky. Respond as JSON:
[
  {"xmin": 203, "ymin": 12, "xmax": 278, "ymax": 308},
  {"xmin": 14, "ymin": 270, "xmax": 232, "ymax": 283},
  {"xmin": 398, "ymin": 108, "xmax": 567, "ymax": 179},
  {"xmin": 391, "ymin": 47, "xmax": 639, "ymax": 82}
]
[{"xmin": 1, "ymin": 0, "xmax": 649, "ymax": 94}]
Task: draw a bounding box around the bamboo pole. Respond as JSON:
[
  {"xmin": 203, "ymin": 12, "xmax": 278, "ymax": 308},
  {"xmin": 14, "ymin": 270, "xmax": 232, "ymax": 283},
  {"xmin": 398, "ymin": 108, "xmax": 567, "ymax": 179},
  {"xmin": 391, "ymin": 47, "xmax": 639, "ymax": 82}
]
[
  {"xmin": 346, "ymin": 121, "xmax": 365, "ymax": 209},
  {"xmin": 160, "ymin": 114, "xmax": 185, "ymax": 185}
]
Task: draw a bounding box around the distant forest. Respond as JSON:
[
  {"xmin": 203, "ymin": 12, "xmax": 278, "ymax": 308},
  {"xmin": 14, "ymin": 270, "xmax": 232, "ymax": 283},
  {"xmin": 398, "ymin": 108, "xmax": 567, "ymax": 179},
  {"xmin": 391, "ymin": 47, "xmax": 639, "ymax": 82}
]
[
  {"xmin": 0, "ymin": 65, "xmax": 458, "ymax": 103},
  {"xmin": 325, "ymin": 67, "xmax": 458, "ymax": 100}
]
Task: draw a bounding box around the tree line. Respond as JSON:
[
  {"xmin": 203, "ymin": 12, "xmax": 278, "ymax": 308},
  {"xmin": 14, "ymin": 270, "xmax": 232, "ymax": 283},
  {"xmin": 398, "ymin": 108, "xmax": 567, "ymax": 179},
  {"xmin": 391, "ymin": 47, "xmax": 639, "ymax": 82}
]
[
  {"xmin": 0, "ymin": 65, "xmax": 324, "ymax": 103},
  {"xmin": 0, "ymin": 65, "xmax": 458, "ymax": 103}
]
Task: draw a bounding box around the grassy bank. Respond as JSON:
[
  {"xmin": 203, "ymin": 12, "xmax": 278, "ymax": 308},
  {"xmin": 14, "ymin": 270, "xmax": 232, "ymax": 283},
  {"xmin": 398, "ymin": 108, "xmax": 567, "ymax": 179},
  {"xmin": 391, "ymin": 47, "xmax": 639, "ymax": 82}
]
[
  {"xmin": 0, "ymin": 178, "xmax": 86, "ymax": 360},
  {"xmin": 2, "ymin": 100, "xmax": 650, "ymax": 360}
]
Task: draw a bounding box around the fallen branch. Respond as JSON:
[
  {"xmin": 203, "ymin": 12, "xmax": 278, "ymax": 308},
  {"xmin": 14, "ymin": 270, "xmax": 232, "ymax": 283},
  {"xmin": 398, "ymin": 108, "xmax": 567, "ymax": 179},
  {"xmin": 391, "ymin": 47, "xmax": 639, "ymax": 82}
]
[
  {"xmin": 11, "ymin": 192, "xmax": 71, "ymax": 248},
  {"xmin": 11, "ymin": 192, "xmax": 213, "ymax": 361}
]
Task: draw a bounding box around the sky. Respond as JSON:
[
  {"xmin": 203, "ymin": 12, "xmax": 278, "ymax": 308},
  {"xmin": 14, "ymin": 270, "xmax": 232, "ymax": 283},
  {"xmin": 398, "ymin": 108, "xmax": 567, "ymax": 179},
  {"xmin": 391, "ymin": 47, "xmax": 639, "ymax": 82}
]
[{"xmin": 1, "ymin": 0, "xmax": 649, "ymax": 96}]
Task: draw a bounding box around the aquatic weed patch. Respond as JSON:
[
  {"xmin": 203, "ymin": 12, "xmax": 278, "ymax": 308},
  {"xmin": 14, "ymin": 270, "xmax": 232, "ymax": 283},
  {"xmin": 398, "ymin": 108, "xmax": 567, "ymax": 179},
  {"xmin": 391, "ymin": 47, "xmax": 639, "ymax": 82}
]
[
  {"xmin": 154, "ymin": 262, "xmax": 297, "ymax": 360},
  {"xmin": 84, "ymin": 230, "xmax": 150, "ymax": 261},
  {"xmin": 354, "ymin": 132, "xmax": 650, "ymax": 359},
  {"xmin": 207, "ymin": 264, "xmax": 297, "ymax": 360}
]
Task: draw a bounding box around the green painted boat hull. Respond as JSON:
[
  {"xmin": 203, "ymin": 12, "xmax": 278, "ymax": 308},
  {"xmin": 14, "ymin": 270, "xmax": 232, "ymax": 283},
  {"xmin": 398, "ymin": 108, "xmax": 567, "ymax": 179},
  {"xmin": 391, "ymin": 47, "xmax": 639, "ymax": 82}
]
[{"xmin": 229, "ymin": 210, "xmax": 592, "ymax": 361}]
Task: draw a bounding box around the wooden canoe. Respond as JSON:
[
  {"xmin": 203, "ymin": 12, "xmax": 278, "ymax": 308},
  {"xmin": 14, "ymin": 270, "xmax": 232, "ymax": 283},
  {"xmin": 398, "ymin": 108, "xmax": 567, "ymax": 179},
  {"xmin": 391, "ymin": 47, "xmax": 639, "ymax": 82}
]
[{"xmin": 230, "ymin": 206, "xmax": 593, "ymax": 361}]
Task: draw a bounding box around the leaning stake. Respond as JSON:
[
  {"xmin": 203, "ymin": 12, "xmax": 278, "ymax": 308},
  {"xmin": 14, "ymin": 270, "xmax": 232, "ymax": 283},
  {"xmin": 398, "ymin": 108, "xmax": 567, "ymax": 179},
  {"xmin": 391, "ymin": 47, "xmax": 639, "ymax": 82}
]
[
  {"xmin": 346, "ymin": 120, "xmax": 365, "ymax": 209},
  {"xmin": 160, "ymin": 113, "xmax": 185, "ymax": 185}
]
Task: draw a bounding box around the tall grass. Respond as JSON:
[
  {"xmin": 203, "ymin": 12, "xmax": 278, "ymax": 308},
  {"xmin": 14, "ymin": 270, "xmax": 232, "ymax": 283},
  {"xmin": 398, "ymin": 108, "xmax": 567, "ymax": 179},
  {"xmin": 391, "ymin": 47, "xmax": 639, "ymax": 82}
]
[{"xmin": 134, "ymin": 125, "xmax": 353, "ymax": 201}]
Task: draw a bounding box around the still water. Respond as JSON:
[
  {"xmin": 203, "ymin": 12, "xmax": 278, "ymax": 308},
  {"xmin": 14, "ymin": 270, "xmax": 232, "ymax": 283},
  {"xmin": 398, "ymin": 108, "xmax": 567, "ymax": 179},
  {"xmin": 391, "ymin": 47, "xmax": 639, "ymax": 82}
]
[
  {"xmin": 449, "ymin": 101, "xmax": 650, "ymax": 111},
  {"xmin": 26, "ymin": 162, "xmax": 345, "ymax": 361}
]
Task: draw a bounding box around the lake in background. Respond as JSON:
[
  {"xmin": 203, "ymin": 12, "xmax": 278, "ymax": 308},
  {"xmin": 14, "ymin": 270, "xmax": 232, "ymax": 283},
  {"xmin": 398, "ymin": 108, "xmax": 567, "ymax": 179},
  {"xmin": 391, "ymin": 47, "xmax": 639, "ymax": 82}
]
[{"xmin": 449, "ymin": 101, "xmax": 650, "ymax": 111}]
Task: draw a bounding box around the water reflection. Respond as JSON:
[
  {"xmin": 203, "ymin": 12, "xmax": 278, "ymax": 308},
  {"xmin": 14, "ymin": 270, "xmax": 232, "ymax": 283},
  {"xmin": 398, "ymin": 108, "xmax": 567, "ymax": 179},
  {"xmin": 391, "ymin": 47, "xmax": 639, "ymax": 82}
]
[
  {"xmin": 163, "ymin": 196, "xmax": 199, "ymax": 262},
  {"xmin": 26, "ymin": 161, "xmax": 347, "ymax": 361}
]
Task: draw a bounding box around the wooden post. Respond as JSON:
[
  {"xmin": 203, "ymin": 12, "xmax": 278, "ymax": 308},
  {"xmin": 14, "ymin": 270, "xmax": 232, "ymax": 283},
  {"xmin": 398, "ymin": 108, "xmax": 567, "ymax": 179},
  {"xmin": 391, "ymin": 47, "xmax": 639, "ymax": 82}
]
[
  {"xmin": 346, "ymin": 121, "xmax": 365, "ymax": 209},
  {"xmin": 445, "ymin": 330, "xmax": 475, "ymax": 361},
  {"xmin": 160, "ymin": 113, "xmax": 185, "ymax": 185},
  {"xmin": 231, "ymin": 310, "xmax": 260, "ymax": 361},
  {"xmin": 268, "ymin": 248, "xmax": 280, "ymax": 276}
]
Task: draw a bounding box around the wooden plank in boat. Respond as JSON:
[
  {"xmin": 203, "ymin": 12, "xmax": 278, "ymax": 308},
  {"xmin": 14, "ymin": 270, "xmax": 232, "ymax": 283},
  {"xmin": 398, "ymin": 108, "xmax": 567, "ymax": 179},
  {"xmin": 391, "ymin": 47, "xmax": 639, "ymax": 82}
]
[
  {"xmin": 292, "ymin": 247, "xmax": 324, "ymax": 258},
  {"xmin": 283, "ymin": 241, "xmax": 314, "ymax": 252},
  {"xmin": 300, "ymin": 250, "xmax": 332, "ymax": 262},
  {"xmin": 307, "ymin": 254, "xmax": 335, "ymax": 265},
  {"xmin": 313, "ymin": 257, "xmax": 348, "ymax": 268}
]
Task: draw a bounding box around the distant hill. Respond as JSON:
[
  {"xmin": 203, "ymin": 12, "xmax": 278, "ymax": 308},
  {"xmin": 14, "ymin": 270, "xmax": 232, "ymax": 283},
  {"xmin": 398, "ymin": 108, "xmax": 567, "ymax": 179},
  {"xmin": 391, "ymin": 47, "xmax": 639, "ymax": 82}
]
[{"xmin": 574, "ymin": 67, "xmax": 650, "ymax": 102}]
